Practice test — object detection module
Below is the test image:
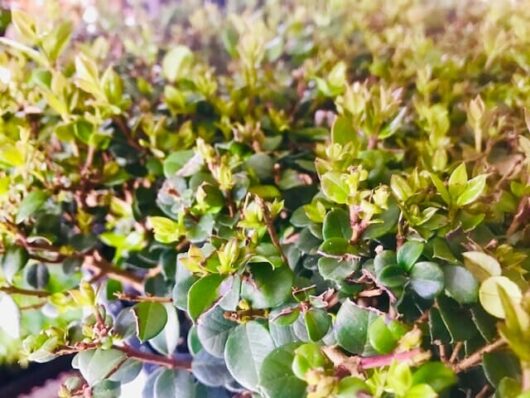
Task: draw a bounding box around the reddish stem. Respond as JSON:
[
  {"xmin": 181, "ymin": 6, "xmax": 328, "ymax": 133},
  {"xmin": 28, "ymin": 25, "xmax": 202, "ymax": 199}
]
[{"xmin": 116, "ymin": 344, "xmax": 191, "ymax": 370}]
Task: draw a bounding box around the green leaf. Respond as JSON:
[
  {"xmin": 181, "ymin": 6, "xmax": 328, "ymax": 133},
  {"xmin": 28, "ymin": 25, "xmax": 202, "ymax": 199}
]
[
  {"xmin": 462, "ymin": 251, "xmax": 501, "ymax": 282},
  {"xmin": 483, "ymin": 351, "xmax": 521, "ymax": 387},
  {"xmin": 437, "ymin": 296, "xmax": 478, "ymax": 341},
  {"xmin": 321, "ymin": 172, "xmax": 349, "ymax": 204},
  {"xmin": 318, "ymin": 257, "xmax": 358, "ymax": 282},
  {"xmin": 25, "ymin": 263, "xmax": 50, "ymax": 290},
  {"xmin": 246, "ymin": 153, "xmax": 274, "ymax": 181},
  {"xmin": 42, "ymin": 21, "xmax": 73, "ymax": 61},
  {"xmin": 448, "ymin": 163, "xmax": 468, "ymax": 199},
  {"xmin": 259, "ymin": 343, "xmax": 307, "ymax": 398},
  {"xmin": 16, "ymin": 190, "xmax": 48, "ymax": 224},
  {"xmin": 162, "ymin": 46, "xmax": 194, "ymax": 82},
  {"xmin": 409, "ymin": 261, "xmax": 444, "ymax": 299},
  {"xmin": 331, "ymin": 115, "xmax": 355, "ymax": 145},
  {"xmin": 456, "ymin": 175, "xmax": 487, "ymax": 207},
  {"xmin": 497, "ymin": 377, "xmax": 522, "ymax": 398},
  {"xmin": 430, "ymin": 173, "xmax": 450, "ymax": 204},
  {"xmin": 132, "ymin": 302, "xmax": 168, "ymax": 342},
  {"xmin": 163, "ymin": 150, "xmax": 196, "ymax": 178},
  {"xmin": 224, "ymin": 321, "xmax": 275, "ymax": 391},
  {"xmin": 77, "ymin": 349, "xmax": 127, "ymax": 386},
  {"xmin": 188, "ymin": 274, "xmax": 226, "ymax": 321},
  {"xmin": 304, "ymin": 308, "xmax": 331, "ymax": 341},
  {"xmin": 368, "ymin": 316, "xmax": 398, "ymax": 354},
  {"xmin": 390, "ymin": 175, "xmax": 413, "ymax": 202},
  {"xmin": 336, "ymin": 377, "xmax": 370, "ymax": 397},
  {"xmin": 148, "ymin": 216, "xmax": 182, "ymax": 244},
  {"xmin": 362, "ymin": 204, "xmax": 400, "ymax": 239},
  {"xmin": 412, "ymin": 362, "xmax": 456, "ymax": 392},
  {"xmin": 154, "ymin": 369, "xmax": 195, "ymax": 398},
  {"xmin": 11, "ymin": 10, "xmax": 37, "ymax": 43},
  {"xmin": 443, "ymin": 265, "xmax": 478, "ymax": 304},
  {"xmin": 109, "ymin": 358, "xmax": 142, "ymax": 383},
  {"xmin": 387, "ymin": 361, "xmax": 412, "ymax": 393},
  {"xmin": 431, "ymin": 238, "xmax": 457, "ymax": 263},
  {"xmin": 192, "ymin": 350, "xmax": 233, "ymax": 388},
  {"xmin": 318, "ymin": 238, "xmax": 353, "ymax": 256},
  {"xmin": 241, "ymin": 264, "xmax": 293, "ymax": 309},
  {"xmin": 292, "ymin": 342, "xmax": 328, "ymax": 380},
  {"xmin": 405, "ymin": 384, "xmax": 437, "ymax": 398},
  {"xmin": 479, "ymin": 276, "xmax": 522, "ymax": 318},
  {"xmin": 322, "ymin": 208, "xmax": 352, "ymax": 240},
  {"xmin": 470, "ymin": 305, "xmax": 497, "ymax": 342},
  {"xmin": 149, "ymin": 304, "xmax": 180, "ymax": 356},
  {"xmin": 397, "ymin": 241, "xmax": 424, "ymax": 271},
  {"xmin": 197, "ymin": 306, "xmax": 237, "ymax": 358},
  {"xmin": 335, "ymin": 300, "xmax": 377, "ymax": 354},
  {"xmin": 377, "ymin": 265, "xmax": 408, "ymax": 288},
  {"xmin": 0, "ymin": 293, "xmax": 20, "ymax": 338},
  {"xmin": 1, "ymin": 246, "xmax": 29, "ymax": 283}
]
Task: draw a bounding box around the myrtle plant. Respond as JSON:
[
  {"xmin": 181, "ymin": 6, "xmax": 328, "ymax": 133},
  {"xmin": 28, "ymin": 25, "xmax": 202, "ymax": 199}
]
[{"xmin": 0, "ymin": 0, "xmax": 529, "ymax": 397}]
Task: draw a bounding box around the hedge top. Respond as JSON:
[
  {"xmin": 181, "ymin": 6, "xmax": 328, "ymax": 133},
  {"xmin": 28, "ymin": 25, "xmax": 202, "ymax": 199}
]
[{"xmin": 0, "ymin": 1, "xmax": 529, "ymax": 397}]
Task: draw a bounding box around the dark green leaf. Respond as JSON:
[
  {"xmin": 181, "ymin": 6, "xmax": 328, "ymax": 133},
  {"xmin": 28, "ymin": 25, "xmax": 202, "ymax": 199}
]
[
  {"xmin": 318, "ymin": 257, "xmax": 358, "ymax": 282},
  {"xmin": 149, "ymin": 304, "xmax": 180, "ymax": 356},
  {"xmin": 241, "ymin": 264, "xmax": 293, "ymax": 309},
  {"xmin": 397, "ymin": 241, "xmax": 424, "ymax": 271},
  {"xmin": 224, "ymin": 321, "xmax": 275, "ymax": 391},
  {"xmin": 2, "ymin": 246, "xmax": 29, "ymax": 283},
  {"xmin": 187, "ymin": 274, "xmax": 225, "ymax": 321},
  {"xmin": 322, "ymin": 208, "xmax": 352, "ymax": 240},
  {"xmin": 76, "ymin": 349, "xmax": 127, "ymax": 386},
  {"xmin": 443, "ymin": 265, "xmax": 478, "ymax": 304},
  {"xmin": 259, "ymin": 343, "xmax": 307, "ymax": 398},
  {"xmin": 132, "ymin": 302, "xmax": 168, "ymax": 342},
  {"xmin": 16, "ymin": 190, "xmax": 48, "ymax": 224},
  {"xmin": 412, "ymin": 362, "xmax": 456, "ymax": 392},
  {"xmin": 335, "ymin": 300, "xmax": 377, "ymax": 354},
  {"xmin": 197, "ymin": 306, "xmax": 237, "ymax": 358},
  {"xmin": 304, "ymin": 308, "xmax": 331, "ymax": 341},
  {"xmin": 409, "ymin": 261, "xmax": 444, "ymax": 299}
]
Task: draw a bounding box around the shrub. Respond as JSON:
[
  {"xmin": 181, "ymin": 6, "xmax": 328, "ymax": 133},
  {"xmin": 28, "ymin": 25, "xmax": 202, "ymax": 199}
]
[{"xmin": 0, "ymin": 1, "xmax": 529, "ymax": 397}]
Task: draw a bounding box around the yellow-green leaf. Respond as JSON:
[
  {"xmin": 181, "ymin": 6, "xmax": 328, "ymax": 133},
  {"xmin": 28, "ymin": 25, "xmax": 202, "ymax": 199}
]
[{"xmin": 479, "ymin": 276, "xmax": 522, "ymax": 318}]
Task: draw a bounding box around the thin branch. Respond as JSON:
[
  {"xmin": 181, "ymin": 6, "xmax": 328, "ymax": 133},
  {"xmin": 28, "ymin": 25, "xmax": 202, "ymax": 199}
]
[
  {"xmin": 0, "ymin": 285, "xmax": 50, "ymax": 298},
  {"xmin": 449, "ymin": 341, "xmax": 464, "ymax": 363},
  {"xmin": 19, "ymin": 301, "xmax": 47, "ymax": 311},
  {"xmin": 507, "ymin": 196, "xmax": 530, "ymax": 236},
  {"xmin": 322, "ymin": 346, "xmax": 430, "ymax": 376},
  {"xmin": 116, "ymin": 344, "xmax": 191, "ymax": 370},
  {"xmin": 256, "ymin": 196, "xmax": 288, "ymax": 265},
  {"xmin": 84, "ymin": 253, "xmax": 144, "ymax": 291},
  {"xmin": 80, "ymin": 145, "xmax": 95, "ymax": 178},
  {"xmin": 114, "ymin": 292, "xmax": 172, "ymax": 303},
  {"xmin": 454, "ymin": 338, "xmax": 506, "ymax": 373}
]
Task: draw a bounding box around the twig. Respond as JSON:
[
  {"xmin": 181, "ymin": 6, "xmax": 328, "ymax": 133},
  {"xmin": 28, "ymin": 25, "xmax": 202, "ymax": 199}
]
[
  {"xmin": 454, "ymin": 338, "xmax": 506, "ymax": 373},
  {"xmin": 256, "ymin": 196, "xmax": 288, "ymax": 265},
  {"xmin": 507, "ymin": 196, "xmax": 530, "ymax": 236},
  {"xmin": 84, "ymin": 252, "xmax": 144, "ymax": 291},
  {"xmin": 449, "ymin": 341, "xmax": 463, "ymax": 363},
  {"xmin": 112, "ymin": 116, "xmax": 145, "ymax": 153},
  {"xmin": 19, "ymin": 301, "xmax": 47, "ymax": 311},
  {"xmin": 116, "ymin": 344, "xmax": 191, "ymax": 370},
  {"xmin": 476, "ymin": 385, "xmax": 491, "ymax": 398},
  {"xmin": 114, "ymin": 292, "xmax": 172, "ymax": 303},
  {"xmin": 0, "ymin": 285, "xmax": 50, "ymax": 297},
  {"xmin": 80, "ymin": 145, "xmax": 95, "ymax": 178},
  {"xmin": 322, "ymin": 346, "xmax": 430, "ymax": 376}
]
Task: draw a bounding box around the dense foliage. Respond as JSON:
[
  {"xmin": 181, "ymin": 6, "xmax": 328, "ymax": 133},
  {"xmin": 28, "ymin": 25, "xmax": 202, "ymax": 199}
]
[{"xmin": 0, "ymin": 0, "xmax": 530, "ymax": 397}]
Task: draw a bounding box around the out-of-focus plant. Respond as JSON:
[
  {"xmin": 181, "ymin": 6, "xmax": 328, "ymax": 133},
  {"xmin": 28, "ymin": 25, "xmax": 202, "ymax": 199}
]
[{"xmin": 0, "ymin": 0, "xmax": 529, "ymax": 397}]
